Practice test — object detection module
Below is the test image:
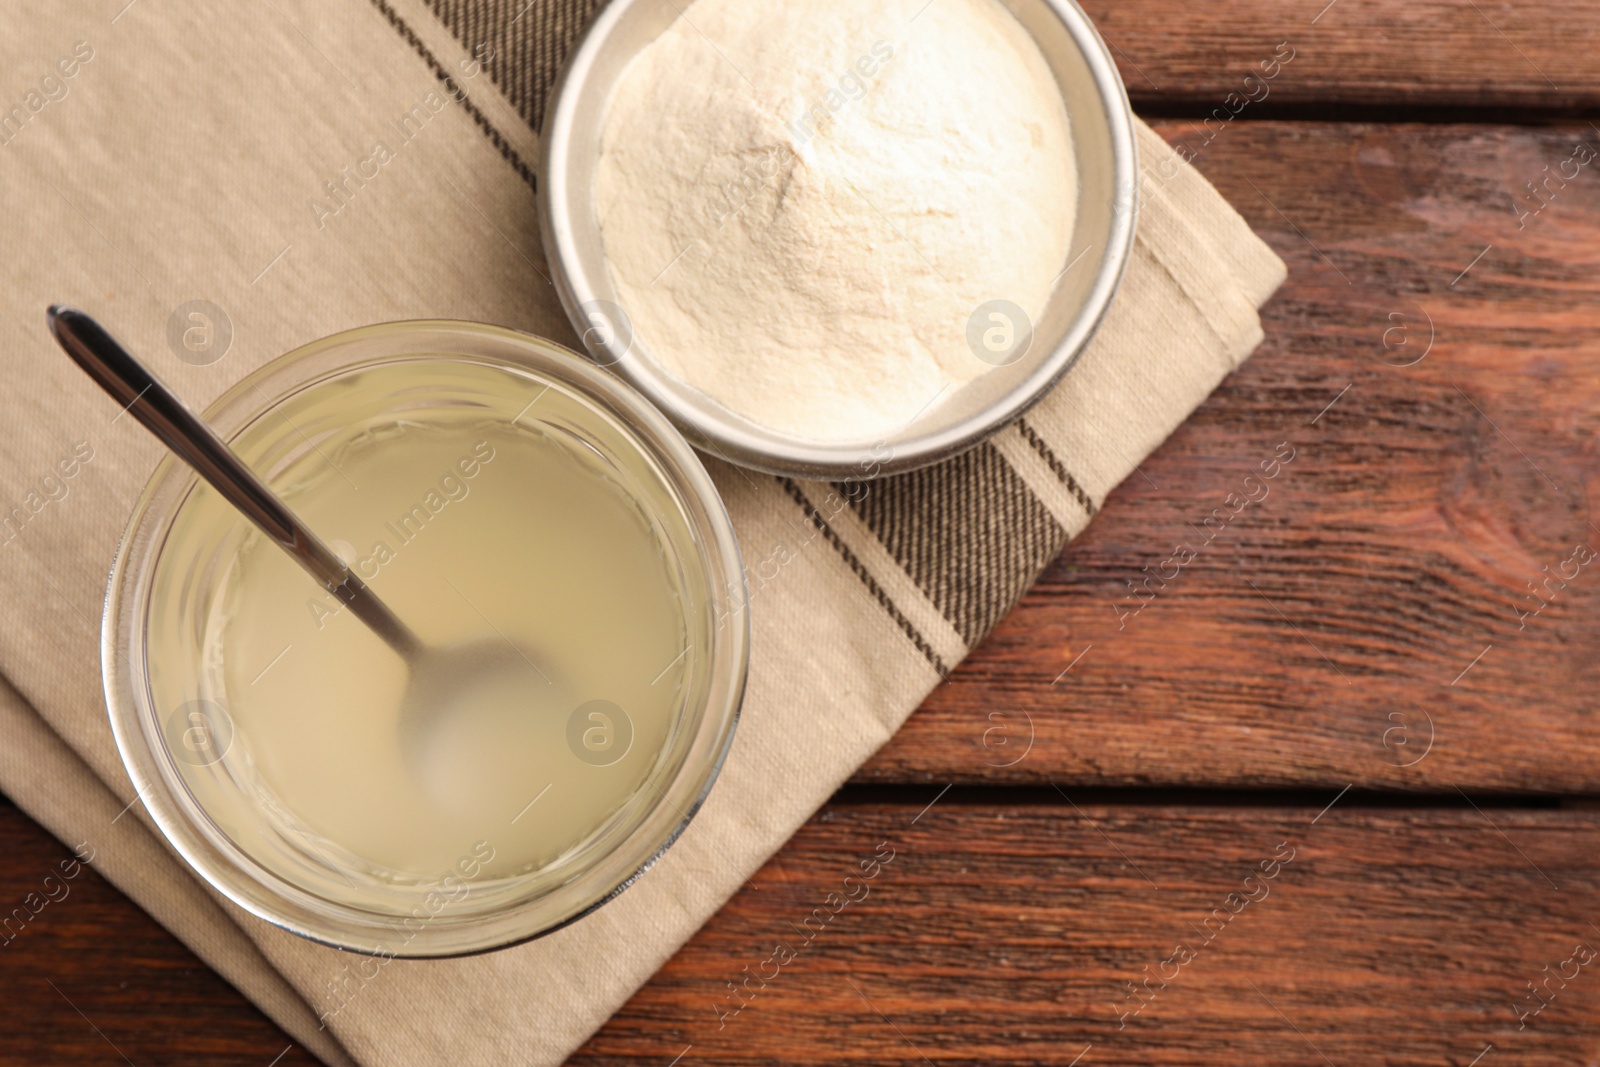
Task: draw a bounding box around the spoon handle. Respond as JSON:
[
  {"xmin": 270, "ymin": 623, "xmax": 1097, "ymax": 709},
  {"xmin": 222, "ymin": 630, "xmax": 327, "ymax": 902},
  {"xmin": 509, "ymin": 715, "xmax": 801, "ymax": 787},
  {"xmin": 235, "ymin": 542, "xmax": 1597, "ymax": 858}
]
[{"xmin": 48, "ymin": 306, "xmax": 423, "ymax": 661}]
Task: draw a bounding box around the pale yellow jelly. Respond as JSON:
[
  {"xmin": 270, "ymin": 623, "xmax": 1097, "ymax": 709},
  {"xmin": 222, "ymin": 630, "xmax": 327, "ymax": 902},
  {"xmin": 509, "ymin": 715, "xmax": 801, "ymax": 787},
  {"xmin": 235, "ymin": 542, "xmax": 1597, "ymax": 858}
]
[{"xmin": 149, "ymin": 364, "xmax": 691, "ymax": 884}]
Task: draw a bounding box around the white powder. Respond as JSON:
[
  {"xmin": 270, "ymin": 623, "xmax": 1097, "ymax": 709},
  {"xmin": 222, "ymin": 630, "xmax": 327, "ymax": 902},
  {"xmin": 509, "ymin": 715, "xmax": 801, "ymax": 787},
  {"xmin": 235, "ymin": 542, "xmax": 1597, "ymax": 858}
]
[{"xmin": 596, "ymin": 0, "xmax": 1077, "ymax": 442}]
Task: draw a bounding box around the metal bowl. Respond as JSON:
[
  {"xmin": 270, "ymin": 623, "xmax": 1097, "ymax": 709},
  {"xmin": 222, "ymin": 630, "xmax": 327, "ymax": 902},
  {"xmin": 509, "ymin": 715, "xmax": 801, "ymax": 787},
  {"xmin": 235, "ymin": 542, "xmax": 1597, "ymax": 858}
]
[{"xmin": 538, "ymin": 0, "xmax": 1137, "ymax": 480}]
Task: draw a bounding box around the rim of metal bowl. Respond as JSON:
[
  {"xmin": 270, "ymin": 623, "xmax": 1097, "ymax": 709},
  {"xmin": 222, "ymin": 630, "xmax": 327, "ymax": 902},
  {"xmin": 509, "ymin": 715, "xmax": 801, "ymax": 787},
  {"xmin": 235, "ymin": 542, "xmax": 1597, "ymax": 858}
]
[
  {"xmin": 101, "ymin": 320, "xmax": 750, "ymax": 958},
  {"xmin": 537, "ymin": 0, "xmax": 1139, "ymax": 480}
]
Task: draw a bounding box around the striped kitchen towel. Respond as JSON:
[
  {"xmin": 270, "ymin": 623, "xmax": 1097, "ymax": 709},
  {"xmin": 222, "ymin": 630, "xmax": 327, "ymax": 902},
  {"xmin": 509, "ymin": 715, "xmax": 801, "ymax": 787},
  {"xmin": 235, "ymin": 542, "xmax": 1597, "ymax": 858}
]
[{"xmin": 0, "ymin": 1, "xmax": 1284, "ymax": 1064}]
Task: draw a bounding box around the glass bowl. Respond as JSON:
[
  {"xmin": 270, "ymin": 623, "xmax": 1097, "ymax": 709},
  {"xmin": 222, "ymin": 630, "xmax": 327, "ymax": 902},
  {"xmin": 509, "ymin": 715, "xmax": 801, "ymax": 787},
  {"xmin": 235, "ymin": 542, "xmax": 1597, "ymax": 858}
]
[{"xmin": 102, "ymin": 320, "xmax": 748, "ymax": 957}]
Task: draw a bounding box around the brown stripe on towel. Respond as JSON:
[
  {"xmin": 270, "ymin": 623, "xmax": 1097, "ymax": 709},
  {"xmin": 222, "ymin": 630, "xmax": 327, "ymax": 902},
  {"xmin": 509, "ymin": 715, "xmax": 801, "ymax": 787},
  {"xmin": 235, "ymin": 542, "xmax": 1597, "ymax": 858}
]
[
  {"xmin": 842, "ymin": 443, "xmax": 1065, "ymax": 647},
  {"xmin": 424, "ymin": 0, "xmax": 605, "ymax": 130},
  {"xmin": 778, "ymin": 479, "xmax": 950, "ymax": 678},
  {"xmin": 369, "ymin": 0, "xmax": 540, "ymax": 192},
  {"xmin": 1016, "ymin": 416, "xmax": 1097, "ymax": 516}
]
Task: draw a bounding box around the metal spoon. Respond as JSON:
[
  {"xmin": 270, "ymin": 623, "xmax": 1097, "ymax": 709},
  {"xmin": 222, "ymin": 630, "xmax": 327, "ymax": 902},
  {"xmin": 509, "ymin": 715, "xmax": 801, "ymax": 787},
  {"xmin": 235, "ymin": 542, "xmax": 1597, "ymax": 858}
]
[{"xmin": 47, "ymin": 305, "xmax": 424, "ymax": 660}]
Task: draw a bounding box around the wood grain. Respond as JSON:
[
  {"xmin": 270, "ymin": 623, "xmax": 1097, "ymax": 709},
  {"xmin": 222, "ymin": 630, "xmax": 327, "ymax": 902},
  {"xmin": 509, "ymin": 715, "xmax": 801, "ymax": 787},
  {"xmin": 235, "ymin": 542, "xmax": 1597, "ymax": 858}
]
[
  {"xmin": 562, "ymin": 794, "xmax": 1600, "ymax": 1065},
  {"xmin": 9, "ymin": 791, "xmax": 1600, "ymax": 1067},
  {"xmin": 862, "ymin": 119, "xmax": 1600, "ymax": 793},
  {"xmin": 0, "ymin": 799, "xmax": 321, "ymax": 1067},
  {"xmin": 1080, "ymin": 0, "xmax": 1599, "ymax": 115}
]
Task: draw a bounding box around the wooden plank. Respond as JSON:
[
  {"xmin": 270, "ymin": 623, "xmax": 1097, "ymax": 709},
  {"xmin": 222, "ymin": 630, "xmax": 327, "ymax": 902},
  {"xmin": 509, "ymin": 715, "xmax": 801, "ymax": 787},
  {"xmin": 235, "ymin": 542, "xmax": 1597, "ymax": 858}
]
[
  {"xmin": 9, "ymin": 792, "xmax": 1600, "ymax": 1066},
  {"xmin": 0, "ymin": 800, "xmax": 321, "ymax": 1067},
  {"xmin": 580, "ymin": 792, "xmax": 1600, "ymax": 1064},
  {"xmin": 862, "ymin": 120, "xmax": 1600, "ymax": 792},
  {"xmin": 1080, "ymin": 0, "xmax": 1597, "ymax": 113}
]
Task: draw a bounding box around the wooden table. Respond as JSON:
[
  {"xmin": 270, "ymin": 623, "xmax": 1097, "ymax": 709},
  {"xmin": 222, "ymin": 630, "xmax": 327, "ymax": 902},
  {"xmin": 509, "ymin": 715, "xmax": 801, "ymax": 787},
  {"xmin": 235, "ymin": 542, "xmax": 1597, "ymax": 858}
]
[{"xmin": 6, "ymin": 1, "xmax": 1600, "ymax": 1063}]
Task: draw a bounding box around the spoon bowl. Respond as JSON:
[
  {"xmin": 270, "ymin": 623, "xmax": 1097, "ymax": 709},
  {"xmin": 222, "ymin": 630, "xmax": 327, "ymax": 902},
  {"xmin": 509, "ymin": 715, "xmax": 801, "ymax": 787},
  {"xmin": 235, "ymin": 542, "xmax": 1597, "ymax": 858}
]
[{"xmin": 398, "ymin": 638, "xmax": 567, "ymax": 816}]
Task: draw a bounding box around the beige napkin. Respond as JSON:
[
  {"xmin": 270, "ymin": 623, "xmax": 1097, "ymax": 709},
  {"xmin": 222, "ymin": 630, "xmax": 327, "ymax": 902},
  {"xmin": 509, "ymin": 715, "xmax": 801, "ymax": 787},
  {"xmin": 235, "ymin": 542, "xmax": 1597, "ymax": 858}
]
[{"xmin": 0, "ymin": 1, "xmax": 1284, "ymax": 1063}]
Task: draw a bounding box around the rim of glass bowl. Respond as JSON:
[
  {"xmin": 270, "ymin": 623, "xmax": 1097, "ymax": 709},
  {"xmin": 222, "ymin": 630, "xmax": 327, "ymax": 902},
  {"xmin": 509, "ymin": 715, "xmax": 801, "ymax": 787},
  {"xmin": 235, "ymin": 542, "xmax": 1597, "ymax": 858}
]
[{"xmin": 102, "ymin": 320, "xmax": 749, "ymax": 958}]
